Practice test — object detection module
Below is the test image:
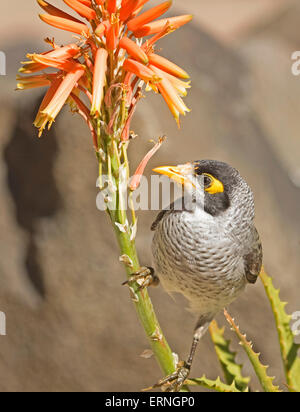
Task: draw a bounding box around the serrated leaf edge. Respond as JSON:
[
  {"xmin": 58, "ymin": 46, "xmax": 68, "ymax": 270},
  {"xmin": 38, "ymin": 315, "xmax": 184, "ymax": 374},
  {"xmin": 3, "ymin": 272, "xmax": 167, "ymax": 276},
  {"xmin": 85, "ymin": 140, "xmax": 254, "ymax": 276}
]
[
  {"xmin": 260, "ymin": 269, "xmax": 300, "ymax": 392},
  {"xmin": 224, "ymin": 309, "xmax": 282, "ymax": 392},
  {"xmin": 187, "ymin": 375, "xmax": 246, "ymax": 393},
  {"xmin": 209, "ymin": 320, "xmax": 250, "ymax": 391}
]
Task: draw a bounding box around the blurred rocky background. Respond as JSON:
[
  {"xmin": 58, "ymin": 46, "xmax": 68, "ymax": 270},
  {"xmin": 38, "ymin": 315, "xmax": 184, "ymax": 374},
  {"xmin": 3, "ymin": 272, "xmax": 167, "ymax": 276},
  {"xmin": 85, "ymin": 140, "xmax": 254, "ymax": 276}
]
[{"xmin": 0, "ymin": 0, "xmax": 299, "ymax": 392}]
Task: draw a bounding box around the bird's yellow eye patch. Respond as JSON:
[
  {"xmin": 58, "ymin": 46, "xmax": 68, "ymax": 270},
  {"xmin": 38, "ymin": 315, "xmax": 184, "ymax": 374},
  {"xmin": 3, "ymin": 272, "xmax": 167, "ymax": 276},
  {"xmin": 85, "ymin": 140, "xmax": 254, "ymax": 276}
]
[{"xmin": 203, "ymin": 173, "xmax": 224, "ymax": 194}]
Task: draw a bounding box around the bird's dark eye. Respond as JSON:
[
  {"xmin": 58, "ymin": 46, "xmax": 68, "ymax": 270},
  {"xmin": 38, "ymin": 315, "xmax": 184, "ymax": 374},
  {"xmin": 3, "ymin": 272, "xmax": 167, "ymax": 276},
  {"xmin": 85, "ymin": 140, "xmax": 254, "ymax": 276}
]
[{"xmin": 203, "ymin": 175, "xmax": 213, "ymax": 188}]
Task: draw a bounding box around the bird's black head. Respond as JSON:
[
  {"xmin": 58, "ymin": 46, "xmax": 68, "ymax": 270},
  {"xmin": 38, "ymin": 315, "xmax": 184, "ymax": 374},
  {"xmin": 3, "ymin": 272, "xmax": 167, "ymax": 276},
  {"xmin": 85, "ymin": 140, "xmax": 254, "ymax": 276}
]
[
  {"xmin": 153, "ymin": 160, "xmax": 242, "ymax": 217},
  {"xmin": 193, "ymin": 160, "xmax": 240, "ymax": 216}
]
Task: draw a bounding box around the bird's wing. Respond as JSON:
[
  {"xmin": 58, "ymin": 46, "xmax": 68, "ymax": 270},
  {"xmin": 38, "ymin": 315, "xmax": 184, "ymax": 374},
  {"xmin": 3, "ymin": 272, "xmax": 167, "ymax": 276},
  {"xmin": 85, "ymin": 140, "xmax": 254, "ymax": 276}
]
[
  {"xmin": 151, "ymin": 201, "xmax": 179, "ymax": 231},
  {"xmin": 243, "ymin": 227, "xmax": 263, "ymax": 284},
  {"xmin": 151, "ymin": 209, "xmax": 171, "ymax": 231}
]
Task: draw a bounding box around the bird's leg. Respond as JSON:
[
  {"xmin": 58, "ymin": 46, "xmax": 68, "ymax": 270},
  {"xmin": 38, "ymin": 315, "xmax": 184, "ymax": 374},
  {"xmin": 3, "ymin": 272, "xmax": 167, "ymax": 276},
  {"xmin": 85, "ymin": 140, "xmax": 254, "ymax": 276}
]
[
  {"xmin": 150, "ymin": 319, "xmax": 212, "ymax": 392},
  {"xmin": 122, "ymin": 266, "xmax": 160, "ymax": 291}
]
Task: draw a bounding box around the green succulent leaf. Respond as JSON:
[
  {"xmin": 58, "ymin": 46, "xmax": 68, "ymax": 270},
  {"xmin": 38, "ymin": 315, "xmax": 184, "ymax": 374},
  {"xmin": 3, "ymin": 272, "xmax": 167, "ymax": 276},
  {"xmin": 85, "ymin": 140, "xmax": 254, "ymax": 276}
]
[
  {"xmin": 209, "ymin": 320, "xmax": 250, "ymax": 391},
  {"xmin": 187, "ymin": 375, "xmax": 244, "ymax": 393},
  {"xmin": 224, "ymin": 309, "xmax": 282, "ymax": 392},
  {"xmin": 260, "ymin": 269, "xmax": 300, "ymax": 392}
]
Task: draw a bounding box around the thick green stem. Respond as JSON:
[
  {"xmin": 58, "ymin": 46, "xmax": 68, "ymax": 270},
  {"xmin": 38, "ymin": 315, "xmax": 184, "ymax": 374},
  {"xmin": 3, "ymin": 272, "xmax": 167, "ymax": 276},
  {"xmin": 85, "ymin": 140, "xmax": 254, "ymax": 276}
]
[
  {"xmin": 113, "ymin": 225, "xmax": 176, "ymax": 376},
  {"xmin": 96, "ymin": 83, "xmax": 176, "ymax": 378}
]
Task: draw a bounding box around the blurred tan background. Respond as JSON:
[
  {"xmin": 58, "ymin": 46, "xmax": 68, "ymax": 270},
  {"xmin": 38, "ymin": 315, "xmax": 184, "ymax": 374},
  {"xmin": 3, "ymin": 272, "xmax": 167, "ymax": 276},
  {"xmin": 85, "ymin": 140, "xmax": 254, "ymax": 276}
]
[{"xmin": 0, "ymin": 0, "xmax": 299, "ymax": 392}]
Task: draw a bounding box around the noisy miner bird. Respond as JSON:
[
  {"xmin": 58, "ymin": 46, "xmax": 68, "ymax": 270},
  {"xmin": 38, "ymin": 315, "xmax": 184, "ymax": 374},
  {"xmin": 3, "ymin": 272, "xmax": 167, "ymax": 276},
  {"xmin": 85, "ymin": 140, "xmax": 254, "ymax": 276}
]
[{"xmin": 126, "ymin": 160, "xmax": 262, "ymax": 392}]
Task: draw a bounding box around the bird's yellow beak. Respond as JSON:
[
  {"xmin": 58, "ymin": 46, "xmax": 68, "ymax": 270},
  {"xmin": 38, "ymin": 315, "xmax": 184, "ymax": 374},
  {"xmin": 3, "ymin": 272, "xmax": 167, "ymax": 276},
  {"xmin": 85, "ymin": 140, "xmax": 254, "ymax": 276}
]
[{"xmin": 153, "ymin": 163, "xmax": 195, "ymax": 188}]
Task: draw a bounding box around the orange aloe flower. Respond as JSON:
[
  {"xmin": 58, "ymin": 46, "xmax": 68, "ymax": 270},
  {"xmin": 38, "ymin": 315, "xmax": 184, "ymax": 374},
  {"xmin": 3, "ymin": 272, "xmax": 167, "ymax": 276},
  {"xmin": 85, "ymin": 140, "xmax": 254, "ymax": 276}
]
[
  {"xmin": 19, "ymin": 0, "xmax": 192, "ymax": 141},
  {"xmin": 133, "ymin": 14, "xmax": 193, "ymax": 37},
  {"xmin": 34, "ymin": 76, "xmax": 63, "ymax": 136},
  {"xmin": 95, "ymin": 20, "xmax": 110, "ymax": 37},
  {"xmin": 124, "ymin": 59, "xmax": 161, "ymax": 84},
  {"xmin": 35, "ymin": 66, "xmax": 85, "ymax": 136},
  {"xmin": 148, "ymin": 53, "xmax": 190, "ymax": 79},
  {"xmin": 19, "ymin": 62, "xmax": 49, "ymax": 74},
  {"xmin": 107, "ymin": 0, "xmax": 117, "ymax": 14},
  {"xmin": 106, "ymin": 15, "xmax": 120, "ymax": 51},
  {"xmin": 150, "ymin": 65, "xmax": 191, "ymax": 97},
  {"xmin": 129, "ymin": 136, "xmax": 166, "ymax": 191},
  {"xmin": 20, "ymin": 43, "xmax": 82, "ymax": 75},
  {"xmin": 119, "ymin": 0, "xmax": 138, "ymax": 22},
  {"xmin": 119, "ymin": 37, "xmax": 148, "ymax": 64},
  {"xmin": 163, "ymin": 72, "xmax": 191, "ymax": 97},
  {"xmin": 150, "ymin": 65, "xmax": 190, "ymax": 127},
  {"xmin": 91, "ymin": 48, "xmax": 108, "ymax": 117},
  {"xmin": 30, "ymin": 53, "xmax": 84, "ymax": 72},
  {"xmin": 127, "ymin": 1, "xmax": 172, "ymax": 32},
  {"xmin": 63, "ymin": 0, "xmax": 96, "ymax": 20},
  {"xmin": 16, "ymin": 74, "xmax": 53, "ymax": 90},
  {"xmin": 41, "ymin": 43, "xmax": 82, "ymax": 59},
  {"xmin": 39, "ymin": 14, "xmax": 90, "ymax": 36}
]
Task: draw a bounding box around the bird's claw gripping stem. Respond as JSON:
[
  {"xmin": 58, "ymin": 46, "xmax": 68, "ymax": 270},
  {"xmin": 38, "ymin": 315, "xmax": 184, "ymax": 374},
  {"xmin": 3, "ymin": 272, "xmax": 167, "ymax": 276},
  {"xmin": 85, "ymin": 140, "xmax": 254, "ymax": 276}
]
[
  {"xmin": 147, "ymin": 361, "xmax": 190, "ymax": 392},
  {"xmin": 122, "ymin": 266, "xmax": 160, "ymax": 291}
]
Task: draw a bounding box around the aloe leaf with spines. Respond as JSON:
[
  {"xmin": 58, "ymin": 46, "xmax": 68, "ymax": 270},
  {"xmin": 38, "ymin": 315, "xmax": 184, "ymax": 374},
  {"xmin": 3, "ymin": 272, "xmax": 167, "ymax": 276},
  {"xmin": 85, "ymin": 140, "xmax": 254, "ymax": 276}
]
[
  {"xmin": 209, "ymin": 320, "xmax": 250, "ymax": 391},
  {"xmin": 260, "ymin": 269, "xmax": 300, "ymax": 392},
  {"xmin": 224, "ymin": 309, "xmax": 282, "ymax": 392},
  {"xmin": 187, "ymin": 376, "xmax": 245, "ymax": 393}
]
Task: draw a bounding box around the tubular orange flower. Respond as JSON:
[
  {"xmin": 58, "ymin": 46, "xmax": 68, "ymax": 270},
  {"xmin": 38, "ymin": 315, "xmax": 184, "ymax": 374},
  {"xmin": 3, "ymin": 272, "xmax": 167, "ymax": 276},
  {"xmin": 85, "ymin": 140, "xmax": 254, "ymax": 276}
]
[
  {"xmin": 16, "ymin": 74, "xmax": 53, "ymax": 90},
  {"xmin": 106, "ymin": 16, "xmax": 119, "ymax": 51},
  {"xmin": 63, "ymin": 0, "xmax": 96, "ymax": 20},
  {"xmin": 30, "ymin": 43, "xmax": 81, "ymax": 61},
  {"xmin": 34, "ymin": 76, "xmax": 63, "ymax": 136},
  {"xmin": 91, "ymin": 48, "xmax": 108, "ymax": 117},
  {"xmin": 20, "ymin": 1, "xmax": 192, "ymax": 131},
  {"xmin": 30, "ymin": 54, "xmax": 84, "ymax": 72},
  {"xmin": 19, "ymin": 62, "xmax": 48, "ymax": 74},
  {"xmin": 19, "ymin": 44, "xmax": 82, "ymax": 73},
  {"xmin": 148, "ymin": 53, "xmax": 190, "ymax": 79},
  {"xmin": 124, "ymin": 59, "xmax": 161, "ymax": 84},
  {"xmin": 120, "ymin": 0, "xmax": 150, "ymax": 21},
  {"xmin": 127, "ymin": 1, "xmax": 172, "ymax": 33},
  {"xmin": 152, "ymin": 66, "xmax": 191, "ymax": 97},
  {"xmin": 134, "ymin": 14, "xmax": 193, "ymax": 37},
  {"xmin": 95, "ymin": 22, "xmax": 106, "ymax": 37},
  {"xmin": 95, "ymin": 20, "xmax": 110, "ymax": 37},
  {"xmin": 142, "ymin": 23, "xmax": 175, "ymax": 51},
  {"xmin": 129, "ymin": 136, "xmax": 166, "ymax": 191},
  {"xmin": 119, "ymin": 37, "xmax": 149, "ymax": 64},
  {"xmin": 36, "ymin": 66, "xmax": 85, "ymax": 135},
  {"xmin": 150, "ymin": 64, "xmax": 190, "ymax": 124},
  {"xmin": 164, "ymin": 73, "xmax": 191, "ymax": 97},
  {"xmin": 120, "ymin": 0, "xmax": 137, "ymax": 22},
  {"xmin": 37, "ymin": 0, "xmax": 83, "ymax": 23},
  {"xmin": 107, "ymin": 0, "xmax": 117, "ymax": 14},
  {"xmin": 39, "ymin": 14, "xmax": 90, "ymax": 36}
]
